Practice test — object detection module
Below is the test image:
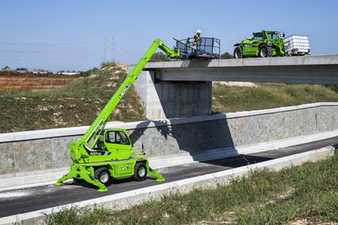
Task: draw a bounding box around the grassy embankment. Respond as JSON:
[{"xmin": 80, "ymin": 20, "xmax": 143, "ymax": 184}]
[
  {"xmin": 47, "ymin": 152, "xmax": 338, "ymax": 225},
  {"xmin": 0, "ymin": 63, "xmax": 145, "ymax": 133},
  {"xmin": 213, "ymin": 82, "xmax": 338, "ymax": 113},
  {"xmin": 1, "ymin": 63, "xmax": 338, "ymax": 133}
]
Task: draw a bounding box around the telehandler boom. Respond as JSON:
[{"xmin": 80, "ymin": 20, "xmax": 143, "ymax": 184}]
[{"xmin": 56, "ymin": 39, "xmax": 180, "ymax": 192}]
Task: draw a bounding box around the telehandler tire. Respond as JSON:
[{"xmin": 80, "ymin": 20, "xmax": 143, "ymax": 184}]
[
  {"xmin": 134, "ymin": 162, "xmax": 147, "ymax": 181},
  {"xmin": 73, "ymin": 178, "xmax": 84, "ymax": 184},
  {"xmin": 233, "ymin": 47, "xmax": 243, "ymax": 59},
  {"xmin": 95, "ymin": 167, "xmax": 111, "ymax": 185},
  {"xmin": 259, "ymin": 46, "xmax": 272, "ymax": 57}
]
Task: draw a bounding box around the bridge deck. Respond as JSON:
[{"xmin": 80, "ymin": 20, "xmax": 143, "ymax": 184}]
[{"xmin": 144, "ymin": 55, "xmax": 338, "ymax": 84}]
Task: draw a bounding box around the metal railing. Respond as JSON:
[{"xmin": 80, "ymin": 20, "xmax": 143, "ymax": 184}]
[{"xmin": 174, "ymin": 37, "xmax": 221, "ymax": 59}]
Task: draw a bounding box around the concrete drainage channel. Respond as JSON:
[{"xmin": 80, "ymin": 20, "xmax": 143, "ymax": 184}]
[{"xmin": 0, "ymin": 145, "xmax": 335, "ymax": 225}]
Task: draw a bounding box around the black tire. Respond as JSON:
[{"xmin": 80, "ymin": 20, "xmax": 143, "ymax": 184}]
[
  {"xmin": 259, "ymin": 46, "xmax": 272, "ymax": 57},
  {"xmin": 73, "ymin": 177, "xmax": 84, "ymax": 184},
  {"xmin": 95, "ymin": 167, "xmax": 111, "ymax": 185},
  {"xmin": 134, "ymin": 162, "xmax": 147, "ymax": 181},
  {"xmin": 233, "ymin": 47, "xmax": 243, "ymax": 59}
]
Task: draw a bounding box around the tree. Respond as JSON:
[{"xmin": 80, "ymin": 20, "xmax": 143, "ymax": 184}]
[
  {"xmin": 221, "ymin": 52, "xmax": 233, "ymax": 59},
  {"xmin": 150, "ymin": 52, "xmax": 169, "ymax": 62}
]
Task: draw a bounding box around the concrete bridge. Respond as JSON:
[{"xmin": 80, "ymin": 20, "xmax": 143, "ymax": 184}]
[{"xmin": 135, "ymin": 55, "xmax": 338, "ymax": 119}]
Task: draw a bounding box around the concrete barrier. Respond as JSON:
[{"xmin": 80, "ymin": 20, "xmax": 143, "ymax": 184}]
[{"xmin": 0, "ymin": 102, "xmax": 337, "ymax": 188}]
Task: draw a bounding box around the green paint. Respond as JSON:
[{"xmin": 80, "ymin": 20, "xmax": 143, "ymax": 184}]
[
  {"xmin": 234, "ymin": 30, "xmax": 286, "ymax": 58},
  {"xmin": 56, "ymin": 39, "xmax": 179, "ymax": 192}
]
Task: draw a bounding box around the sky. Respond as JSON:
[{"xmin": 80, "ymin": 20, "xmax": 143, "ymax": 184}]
[{"xmin": 0, "ymin": 0, "xmax": 337, "ymax": 71}]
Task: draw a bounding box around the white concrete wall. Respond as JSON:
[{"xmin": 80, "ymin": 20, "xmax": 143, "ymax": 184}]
[{"xmin": 0, "ymin": 102, "xmax": 337, "ymax": 178}]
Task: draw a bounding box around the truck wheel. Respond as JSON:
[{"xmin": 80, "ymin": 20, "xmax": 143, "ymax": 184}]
[
  {"xmin": 134, "ymin": 162, "xmax": 147, "ymax": 181},
  {"xmin": 259, "ymin": 46, "xmax": 272, "ymax": 57},
  {"xmin": 233, "ymin": 47, "xmax": 242, "ymax": 59},
  {"xmin": 95, "ymin": 167, "xmax": 111, "ymax": 185}
]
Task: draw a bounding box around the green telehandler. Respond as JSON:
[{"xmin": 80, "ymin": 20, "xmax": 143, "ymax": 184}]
[
  {"xmin": 233, "ymin": 30, "xmax": 286, "ymax": 58},
  {"xmin": 56, "ymin": 39, "xmax": 180, "ymax": 192}
]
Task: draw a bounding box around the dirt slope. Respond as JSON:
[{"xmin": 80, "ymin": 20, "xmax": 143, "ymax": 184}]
[{"xmin": 0, "ymin": 72, "xmax": 78, "ymax": 91}]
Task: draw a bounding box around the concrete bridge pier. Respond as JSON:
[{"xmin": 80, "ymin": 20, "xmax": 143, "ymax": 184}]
[{"xmin": 135, "ymin": 71, "xmax": 212, "ymax": 119}]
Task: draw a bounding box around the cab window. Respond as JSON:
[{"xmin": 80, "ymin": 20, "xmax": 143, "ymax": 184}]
[
  {"xmin": 106, "ymin": 131, "xmax": 130, "ymax": 145},
  {"xmin": 253, "ymin": 33, "xmax": 263, "ymax": 40},
  {"xmin": 267, "ymin": 32, "xmax": 278, "ymax": 40}
]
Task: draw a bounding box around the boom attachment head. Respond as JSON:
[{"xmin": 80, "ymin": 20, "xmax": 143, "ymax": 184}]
[{"xmin": 174, "ymin": 37, "xmax": 221, "ymax": 59}]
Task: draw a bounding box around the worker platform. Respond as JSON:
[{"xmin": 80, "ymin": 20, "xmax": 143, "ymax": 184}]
[{"xmin": 174, "ymin": 37, "xmax": 221, "ymax": 59}]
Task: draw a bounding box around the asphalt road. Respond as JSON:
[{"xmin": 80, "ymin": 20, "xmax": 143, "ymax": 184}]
[{"xmin": 0, "ymin": 137, "xmax": 337, "ymax": 218}]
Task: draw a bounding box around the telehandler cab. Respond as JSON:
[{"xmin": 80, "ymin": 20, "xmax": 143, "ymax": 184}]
[{"xmin": 56, "ymin": 39, "xmax": 181, "ymax": 192}]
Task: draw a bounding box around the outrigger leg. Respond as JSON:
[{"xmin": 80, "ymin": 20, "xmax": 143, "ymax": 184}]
[
  {"xmin": 55, "ymin": 164, "xmax": 78, "ymax": 185},
  {"xmin": 55, "ymin": 164, "xmax": 108, "ymax": 192},
  {"xmin": 147, "ymin": 167, "xmax": 165, "ymax": 182}
]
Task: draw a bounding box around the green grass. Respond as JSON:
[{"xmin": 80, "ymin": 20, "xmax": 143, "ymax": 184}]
[
  {"xmin": 0, "ymin": 63, "xmax": 145, "ymax": 133},
  {"xmin": 47, "ymin": 153, "xmax": 338, "ymax": 225},
  {"xmin": 213, "ymin": 83, "xmax": 338, "ymax": 113}
]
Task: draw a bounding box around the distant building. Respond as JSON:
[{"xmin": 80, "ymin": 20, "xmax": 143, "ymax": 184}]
[
  {"xmin": 56, "ymin": 70, "xmax": 80, "ymax": 76},
  {"xmin": 32, "ymin": 69, "xmax": 49, "ymax": 75},
  {"xmin": 1, "ymin": 66, "xmax": 11, "ymax": 71},
  {"xmin": 15, "ymin": 68, "xmax": 29, "ymax": 74}
]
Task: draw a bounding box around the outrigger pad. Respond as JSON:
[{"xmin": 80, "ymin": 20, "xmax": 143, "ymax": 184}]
[
  {"xmin": 148, "ymin": 167, "xmax": 165, "ymax": 182},
  {"xmin": 55, "ymin": 164, "xmax": 108, "ymax": 192}
]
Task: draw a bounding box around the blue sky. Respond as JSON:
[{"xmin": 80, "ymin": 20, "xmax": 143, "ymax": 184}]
[{"xmin": 0, "ymin": 0, "xmax": 337, "ymax": 71}]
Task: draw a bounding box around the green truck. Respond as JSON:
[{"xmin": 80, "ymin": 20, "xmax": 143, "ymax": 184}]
[
  {"xmin": 233, "ymin": 30, "xmax": 286, "ymax": 58},
  {"xmin": 55, "ymin": 35, "xmax": 221, "ymax": 192},
  {"xmin": 56, "ymin": 39, "xmax": 180, "ymax": 192}
]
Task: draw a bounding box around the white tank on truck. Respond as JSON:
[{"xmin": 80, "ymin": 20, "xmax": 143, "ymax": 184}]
[{"xmin": 284, "ymin": 35, "xmax": 311, "ymax": 56}]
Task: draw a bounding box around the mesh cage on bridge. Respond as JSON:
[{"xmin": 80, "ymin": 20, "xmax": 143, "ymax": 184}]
[{"xmin": 174, "ymin": 37, "xmax": 221, "ymax": 59}]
